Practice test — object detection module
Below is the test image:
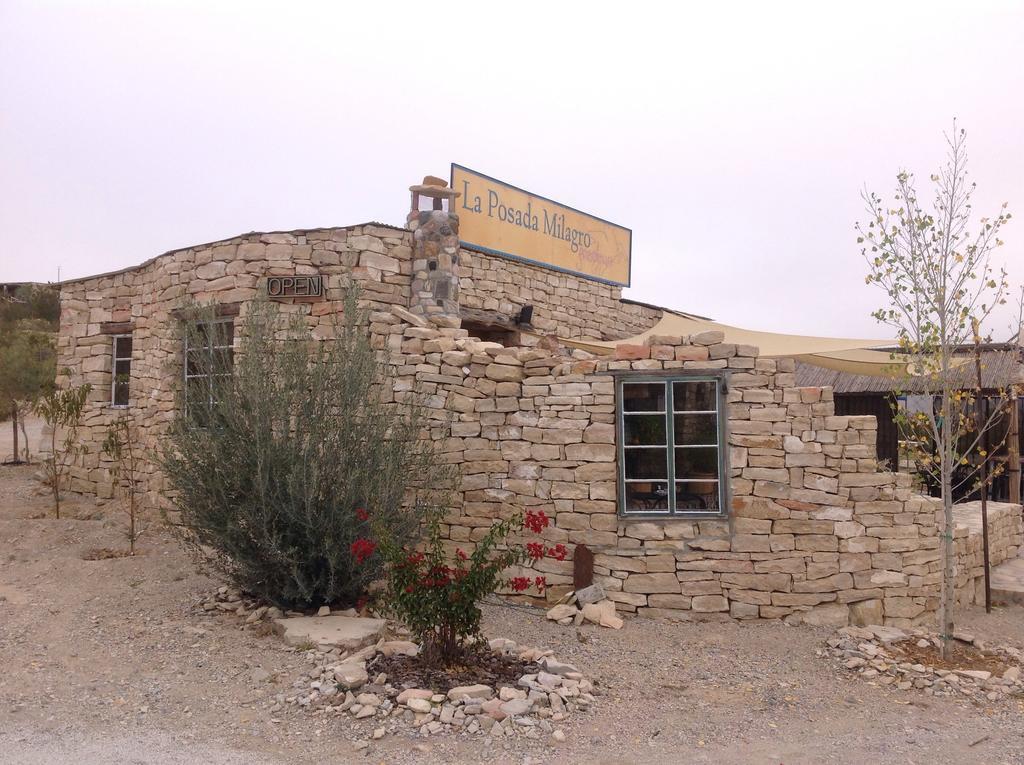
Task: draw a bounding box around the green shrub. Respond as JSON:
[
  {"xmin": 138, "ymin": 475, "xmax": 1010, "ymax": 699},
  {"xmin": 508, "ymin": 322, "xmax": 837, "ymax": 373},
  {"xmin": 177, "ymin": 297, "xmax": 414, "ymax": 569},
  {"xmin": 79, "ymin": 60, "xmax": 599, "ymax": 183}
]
[{"xmin": 161, "ymin": 289, "xmax": 449, "ymax": 609}]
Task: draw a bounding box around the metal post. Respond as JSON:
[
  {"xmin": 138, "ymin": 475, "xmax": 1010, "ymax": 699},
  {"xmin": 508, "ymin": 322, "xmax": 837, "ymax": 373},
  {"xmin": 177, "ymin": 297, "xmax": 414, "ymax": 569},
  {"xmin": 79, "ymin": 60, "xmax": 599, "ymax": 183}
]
[
  {"xmin": 972, "ymin": 329, "xmax": 991, "ymax": 612},
  {"xmin": 1010, "ymin": 393, "xmax": 1021, "ymax": 506}
]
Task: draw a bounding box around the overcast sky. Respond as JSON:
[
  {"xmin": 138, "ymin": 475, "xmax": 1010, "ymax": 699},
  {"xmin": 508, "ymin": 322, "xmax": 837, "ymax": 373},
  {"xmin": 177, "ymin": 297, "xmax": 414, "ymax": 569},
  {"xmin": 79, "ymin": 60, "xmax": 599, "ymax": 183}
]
[{"xmin": 2, "ymin": 1, "xmax": 1021, "ymax": 338}]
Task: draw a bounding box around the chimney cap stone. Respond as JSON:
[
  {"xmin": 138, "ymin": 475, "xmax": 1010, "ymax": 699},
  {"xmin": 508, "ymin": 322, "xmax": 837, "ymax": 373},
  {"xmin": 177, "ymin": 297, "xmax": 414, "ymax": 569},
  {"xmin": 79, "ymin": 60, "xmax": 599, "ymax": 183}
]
[{"xmin": 410, "ymin": 175, "xmax": 460, "ymax": 199}]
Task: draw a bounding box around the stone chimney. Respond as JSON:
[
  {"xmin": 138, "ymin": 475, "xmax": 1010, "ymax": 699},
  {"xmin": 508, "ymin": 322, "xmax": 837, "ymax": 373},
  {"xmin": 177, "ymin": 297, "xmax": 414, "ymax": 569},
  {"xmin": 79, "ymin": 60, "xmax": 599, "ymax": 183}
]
[{"xmin": 407, "ymin": 176, "xmax": 461, "ymax": 328}]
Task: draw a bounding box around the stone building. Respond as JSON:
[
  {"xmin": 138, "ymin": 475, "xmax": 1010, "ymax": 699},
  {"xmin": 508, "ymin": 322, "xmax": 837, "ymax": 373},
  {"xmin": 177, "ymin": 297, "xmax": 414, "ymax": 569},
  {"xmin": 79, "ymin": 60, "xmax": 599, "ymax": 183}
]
[{"xmin": 57, "ymin": 178, "xmax": 1021, "ymax": 627}]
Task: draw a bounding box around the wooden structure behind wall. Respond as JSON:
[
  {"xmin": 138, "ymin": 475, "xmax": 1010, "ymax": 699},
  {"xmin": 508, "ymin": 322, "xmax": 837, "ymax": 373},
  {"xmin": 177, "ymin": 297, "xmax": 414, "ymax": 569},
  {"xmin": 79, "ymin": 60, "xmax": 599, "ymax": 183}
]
[
  {"xmin": 796, "ymin": 348, "xmax": 1024, "ymax": 504},
  {"xmin": 834, "ymin": 393, "xmax": 900, "ymax": 471}
]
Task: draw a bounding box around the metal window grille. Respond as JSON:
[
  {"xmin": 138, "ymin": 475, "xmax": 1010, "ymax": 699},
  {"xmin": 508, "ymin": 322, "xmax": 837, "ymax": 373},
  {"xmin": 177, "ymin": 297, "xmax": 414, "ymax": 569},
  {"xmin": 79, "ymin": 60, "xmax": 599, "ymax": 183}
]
[
  {"xmin": 183, "ymin": 318, "xmax": 234, "ymax": 420},
  {"xmin": 617, "ymin": 374, "xmax": 728, "ymax": 517}
]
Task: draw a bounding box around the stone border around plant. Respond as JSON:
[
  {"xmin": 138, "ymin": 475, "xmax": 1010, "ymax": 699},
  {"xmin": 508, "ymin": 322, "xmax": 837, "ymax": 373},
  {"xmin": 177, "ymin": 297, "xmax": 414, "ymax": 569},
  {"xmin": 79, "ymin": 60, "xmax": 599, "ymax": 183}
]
[
  {"xmin": 273, "ymin": 636, "xmax": 594, "ymax": 746},
  {"xmin": 195, "ymin": 588, "xmax": 595, "ymax": 745},
  {"xmin": 198, "ymin": 586, "xmax": 369, "ymax": 628},
  {"xmin": 199, "ymin": 586, "xmax": 288, "ymax": 622},
  {"xmin": 824, "ymin": 624, "xmax": 1024, "ymax": 702}
]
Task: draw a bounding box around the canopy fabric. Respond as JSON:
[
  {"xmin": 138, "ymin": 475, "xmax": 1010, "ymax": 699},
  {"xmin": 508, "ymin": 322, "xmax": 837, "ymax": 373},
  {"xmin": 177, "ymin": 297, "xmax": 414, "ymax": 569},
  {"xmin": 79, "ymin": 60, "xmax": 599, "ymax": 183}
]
[{"xmin": 553, "ymin": 310, "xmax": 911, "ymax": 376}]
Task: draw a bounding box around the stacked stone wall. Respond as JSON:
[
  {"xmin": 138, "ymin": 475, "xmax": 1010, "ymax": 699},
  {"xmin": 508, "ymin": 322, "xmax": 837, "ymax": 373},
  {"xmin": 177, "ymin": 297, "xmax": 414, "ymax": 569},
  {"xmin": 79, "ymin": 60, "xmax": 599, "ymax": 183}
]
[
  {"xmin": 57, "ymin": 224, "xmax": 660, "ymax": 497},
  {"xmin": 457, "ymin": 247, "xmax": 661, "ymax": 340},
  {"xmin": 56, "ymin": 224, "xmax": 1021, "ymax": 627},
  {"xmin": 379, "ymin": 322, "xmax": 1022, "ymax": 627},
  {"xmin": 57, "ymin": 225, "xmax": 413, "ymax": 500},
  {"xmin": 954, "ymin": 502, "xmax": 1023, "ymax": 606}
]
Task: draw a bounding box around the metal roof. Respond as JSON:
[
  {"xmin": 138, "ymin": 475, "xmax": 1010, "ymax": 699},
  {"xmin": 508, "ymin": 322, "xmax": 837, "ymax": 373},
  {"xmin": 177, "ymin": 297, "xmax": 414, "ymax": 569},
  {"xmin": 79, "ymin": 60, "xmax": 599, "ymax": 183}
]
[{"xmin": 795, "ymin": 347, "xmax": 1024, "ymax": 393}]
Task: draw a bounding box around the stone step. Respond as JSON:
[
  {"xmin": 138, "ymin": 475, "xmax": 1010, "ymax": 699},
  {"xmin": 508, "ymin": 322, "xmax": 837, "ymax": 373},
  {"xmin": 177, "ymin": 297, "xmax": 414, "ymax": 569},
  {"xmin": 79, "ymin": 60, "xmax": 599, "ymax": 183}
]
[
  {"xmin": 991, "ymin": 554, "xmax": 1024, "ymax": 605},
  {"xmin": 273, "ymin": 614, "xmax": 385, "ymax": 650},
  {"xmin": 992, "ymin": 587, "xmax": 1024, "ymax": 605}
]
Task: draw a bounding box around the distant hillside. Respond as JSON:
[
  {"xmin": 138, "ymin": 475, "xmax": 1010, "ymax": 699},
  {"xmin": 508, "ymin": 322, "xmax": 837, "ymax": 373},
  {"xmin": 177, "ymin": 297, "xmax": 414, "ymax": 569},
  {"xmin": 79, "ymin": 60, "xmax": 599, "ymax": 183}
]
[{"xmin": 1, "ymin": 283, "xmax": 60, "ymax": 331}]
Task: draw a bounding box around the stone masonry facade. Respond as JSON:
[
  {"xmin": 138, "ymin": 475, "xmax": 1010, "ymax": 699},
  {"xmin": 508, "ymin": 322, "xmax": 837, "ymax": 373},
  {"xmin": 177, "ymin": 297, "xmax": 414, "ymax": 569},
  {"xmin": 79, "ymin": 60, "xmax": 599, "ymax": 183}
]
[{"xmin": 57, "ymin": 221, "xmax": 1022, "ymax": 628}]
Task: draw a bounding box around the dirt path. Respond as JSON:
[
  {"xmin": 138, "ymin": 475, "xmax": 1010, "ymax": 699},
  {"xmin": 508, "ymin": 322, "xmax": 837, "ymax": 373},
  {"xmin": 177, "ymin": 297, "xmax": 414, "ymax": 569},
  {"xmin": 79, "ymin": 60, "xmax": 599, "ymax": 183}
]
[{"xmin": 2, "ymin": 463, "xmax": 1023, "ymax": 764}]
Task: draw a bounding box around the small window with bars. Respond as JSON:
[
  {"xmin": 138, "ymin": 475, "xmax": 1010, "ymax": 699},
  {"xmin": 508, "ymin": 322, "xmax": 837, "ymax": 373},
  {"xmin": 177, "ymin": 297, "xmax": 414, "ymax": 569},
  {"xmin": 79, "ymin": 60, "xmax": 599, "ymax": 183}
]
[
  {"xmin": 184, "ymin": 318, "xmax": 234, "ymax": 421},
  {"xmin": 111, "ymin": 334, "xmax": 132, "ymax": 407},
  {"xmin": 617, "ymin": 374, "xmax": 727, "ymax": 517}
]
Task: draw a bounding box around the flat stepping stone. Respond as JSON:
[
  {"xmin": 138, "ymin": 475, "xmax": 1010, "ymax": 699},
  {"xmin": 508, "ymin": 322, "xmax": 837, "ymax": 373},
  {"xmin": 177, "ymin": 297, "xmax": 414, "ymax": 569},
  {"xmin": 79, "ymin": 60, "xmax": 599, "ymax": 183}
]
[
  {"xmin": 992, "ymin": 553, "xmax": 1024, "ymax": 604},
  {"xmin": 273, "ymin": 614, "xmax": 385, "ymax": 650},
  {"xmin": 867, "ymin": 625, "xmax": 909, "ymax": 643}
]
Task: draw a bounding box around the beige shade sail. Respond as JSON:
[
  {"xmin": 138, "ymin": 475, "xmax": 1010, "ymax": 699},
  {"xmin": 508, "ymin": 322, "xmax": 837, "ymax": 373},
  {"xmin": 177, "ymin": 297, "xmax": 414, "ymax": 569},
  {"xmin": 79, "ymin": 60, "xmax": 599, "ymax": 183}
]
[{"xmin": 547, "ymin": 310, "xmax": 917, "ymax": 376}]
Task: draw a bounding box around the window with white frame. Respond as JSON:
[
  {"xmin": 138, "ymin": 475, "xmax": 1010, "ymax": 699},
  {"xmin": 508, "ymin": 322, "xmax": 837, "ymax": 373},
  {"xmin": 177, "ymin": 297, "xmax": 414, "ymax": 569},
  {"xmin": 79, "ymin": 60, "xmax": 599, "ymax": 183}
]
[
  {"xmin": 111, "ymin": 334, "xmax": 132, "ymax": 407},
  {"xmin": 184, "ymin": 318, "xmax": 234, "ymax": 421},
  {"xmin": 617, "ymin": 375, "xmax": 727, "ymax": 516}
]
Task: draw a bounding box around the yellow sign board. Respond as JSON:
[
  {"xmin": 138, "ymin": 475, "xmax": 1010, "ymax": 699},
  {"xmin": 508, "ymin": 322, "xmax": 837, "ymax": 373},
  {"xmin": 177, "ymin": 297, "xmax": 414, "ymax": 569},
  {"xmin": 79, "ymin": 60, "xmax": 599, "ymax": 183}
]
[{"xmin": 450, "ymin": 164, "xmax": 631, "ymax": 286}]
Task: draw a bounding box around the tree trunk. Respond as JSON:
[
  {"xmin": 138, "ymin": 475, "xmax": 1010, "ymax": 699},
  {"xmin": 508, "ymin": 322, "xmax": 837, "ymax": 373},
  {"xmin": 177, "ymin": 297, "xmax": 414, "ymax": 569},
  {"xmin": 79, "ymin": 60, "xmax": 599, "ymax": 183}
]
[
  {"xmin": 51, "ymin": 423, "xmax": 60, "ymax": 519},
  {"xmin": 940, "ymin": 480, "xmax": 956, "ymax": 659},
  {"xmin": 11, "ymin": 404, "xmax": 19, "ymax": 464},
  {"xmin": 939, "ymin": 391, "xmax": 955, "ymax": 660},
  {"xmin": 128, "ymin": 487, "xmax": 136, "ymax": 555},
  {"xmin": 18, "ymin": 409, "xmax": 30, "ymax": 463}
]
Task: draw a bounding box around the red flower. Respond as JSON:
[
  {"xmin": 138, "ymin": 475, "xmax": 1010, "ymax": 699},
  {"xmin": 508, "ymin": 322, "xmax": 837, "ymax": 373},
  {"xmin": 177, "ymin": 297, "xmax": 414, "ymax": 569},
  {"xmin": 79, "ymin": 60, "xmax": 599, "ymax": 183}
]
[
  {"xmin": 456, "ymin": 548, "xmax": 468, "ymax": 561},
  {"xmin": 526, "ymin": 542, "xmax": 546, "ymax": 560},
  {"xmin": 548, "ymin": 544, "xmax": 568, "ymax": 561},
  {"xmin": 534, "ymin": 576, "xmax": 546, "ymax": 592},
  {"xmin": 524, "ymin": 510, "xmax": 550, "ymax": 534},
  {"xmin": 397, "ymin": 551, "xmax": 425, "ymax": 569},
  {"xmin": 423, "ymin": 565, "xmax": 453, "ymax": 588},
  {"xmin": 509, "ymin": 576, "xmax": 531, "ymax": 592},
  {"xmin": 350, "ymin": 538, "xmax": 377, "ymax": 565},
  {"xmin": 355, "ymin": 507, "xmax": 370, "ymax": 522}
]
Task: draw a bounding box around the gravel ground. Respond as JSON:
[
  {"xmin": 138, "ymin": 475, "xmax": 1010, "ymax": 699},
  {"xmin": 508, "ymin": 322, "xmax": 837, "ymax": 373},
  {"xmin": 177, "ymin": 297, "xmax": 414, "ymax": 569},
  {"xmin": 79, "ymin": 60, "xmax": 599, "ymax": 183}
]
[{"xmin": 2, "ymin": 463, "xmax": 1024, "ymax": 765}]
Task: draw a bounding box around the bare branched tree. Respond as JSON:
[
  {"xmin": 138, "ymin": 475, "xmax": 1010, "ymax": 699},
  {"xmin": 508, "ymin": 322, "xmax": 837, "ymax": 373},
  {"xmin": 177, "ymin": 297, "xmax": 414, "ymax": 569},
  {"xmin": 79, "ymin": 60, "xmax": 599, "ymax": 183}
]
[{"xmin": 859, "ymin": 123, "xmax": 1014, "ymax": 658}]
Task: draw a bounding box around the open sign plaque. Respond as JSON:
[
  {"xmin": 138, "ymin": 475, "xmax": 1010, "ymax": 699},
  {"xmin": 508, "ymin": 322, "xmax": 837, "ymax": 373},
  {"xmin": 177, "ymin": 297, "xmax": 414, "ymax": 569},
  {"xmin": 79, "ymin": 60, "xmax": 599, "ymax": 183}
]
[{"xmin": 265, "ymin": 275, "xmax": 324, "ymax": 301}]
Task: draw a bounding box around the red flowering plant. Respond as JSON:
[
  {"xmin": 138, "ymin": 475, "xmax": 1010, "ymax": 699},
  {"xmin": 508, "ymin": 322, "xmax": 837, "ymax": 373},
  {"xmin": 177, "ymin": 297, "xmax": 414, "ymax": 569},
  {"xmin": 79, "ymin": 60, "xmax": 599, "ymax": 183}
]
[{"xmin": 352, "ymin": 502, "xmax": 562, "ymax": 666}]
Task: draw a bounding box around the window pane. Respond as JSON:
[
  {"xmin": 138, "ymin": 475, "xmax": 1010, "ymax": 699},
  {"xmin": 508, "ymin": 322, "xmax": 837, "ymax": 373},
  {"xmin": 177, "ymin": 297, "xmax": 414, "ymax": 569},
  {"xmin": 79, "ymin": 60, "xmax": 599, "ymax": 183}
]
[
  {"xmin": 212, "ymin": 347, "xmax": 234, "ymax": 374},
  {"xmin": 624, "ymin": 483, "xmax": 669, "ymax": 513},
  {"xmin": 114, "ymin": 359, "xmax": 131, "ymax": 378},
  {"xmin": 113, "ymin": 381, "xmax": 129, "ymax": 407},
  {"xmin": 673, "ymin": 381, "xmax": 716, "ymax": 411},
  {"xmin": 676, "ymin": 482, "xmax": 719, "ymax": 511},
  {"xmin": 674, "ymin": 412, "xmax": 718, "ymax": 446},
  {"xmin": 212, "ymin": 321, "xmax": 234, "ymax": 347},
  {"xmin": 624, "ymin": 447, "xmax": 668, "ymax": 480},
  {"xmin": 675, "ymin": 446, "xmax": 719, "ymax": 478},
  {"xmin": 186, "ymin": 377, "xmax": 208, "ymax": 406},
  {"xmin": 210, "ymin": 374, "xmax": 233, "ymax": 403},
  {"xmin": 186, "ymin": 349, "xmax": 206, "ymax": 376},
  {"xmin": 622, "ymin": 382, "xmax": 666, "ymax": 412},
  {"xmin": 114, "ymin": 335, "xmax": 133, "ymax": 358},
  {"xmin": 191, "ymin": 322, "xmax": 210, "ymax": 346},
  {"xmin": 623, "ymin": 414, "xmax": 666, "ymax": 445}
]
